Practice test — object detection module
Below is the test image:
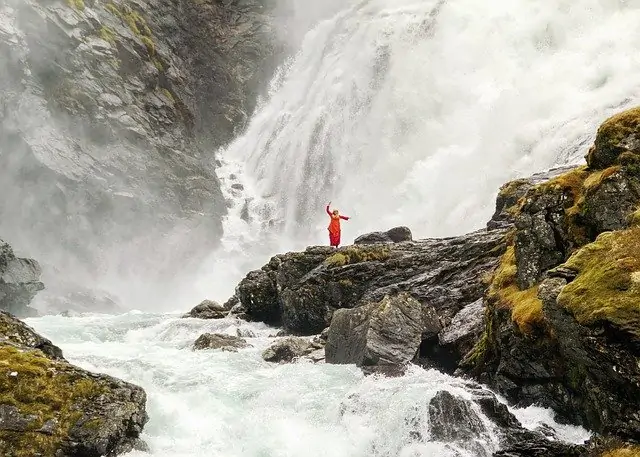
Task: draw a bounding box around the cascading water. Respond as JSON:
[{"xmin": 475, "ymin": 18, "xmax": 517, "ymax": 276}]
[
  {"xmin": 17, "ymin": 1, "xmax": 640, "ymax": 455},
  {"xmin": 191, "ymin": 0, "xmax": 640, "ymax": 302}
]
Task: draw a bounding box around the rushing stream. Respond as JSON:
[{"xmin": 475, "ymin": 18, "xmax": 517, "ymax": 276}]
[{"xmin": 26, "ymin": 313, "xmax": 590, "ymax": 457}]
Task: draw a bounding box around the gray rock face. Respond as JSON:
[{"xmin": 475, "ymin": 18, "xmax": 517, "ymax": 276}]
[
  {"xmin": 325, "ymin": 294, "xmax": 425, "ymax": 367},
  {"xmin": 262, "ymin": 336, "xmax": 322, "ymax": 363},
  {"xmin": 184, "ymin": 300, "xmax": 228, "ymax": 320},
  {"xmin": 428, "ymin": 391, "xmax": 490, "ymax": 456},
  {"xmin": 354, "ymin": 226, "xmax": 413, "ymax": 244},
  {"xmin": 192, "ymin": 333, "xmax": 249, "ymax": 351},
  {"xmin": 0, "ymin": 312, "xmax": 148, "ymax": 456},
  {"xmin": 0, "ymin": 239, "xmax": 44, "ymax": 317},
  {"xmin": 438, "ymin": 298, "xmax": 484, "ymax": 360},
  {"xmin": 514, "ymin": 184, "xmax": 574, "ymax": 289},
  {"xmin": 581, "ymin": 170, "xmax": 640, "ymax": 235},
  {"xmin": 487, "ymin": 166, "xmax": 576, "ymax": 231},
  {"xmin": 0, "ymin": 311, "xmax": 63, "ymax": 359},
  {"xmin": 0, "ymin": 0, "xmax": 279, "ymax": 300}
]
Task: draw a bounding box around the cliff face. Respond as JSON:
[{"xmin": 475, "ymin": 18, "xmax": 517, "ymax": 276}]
[
  {"xmin": 0, "ymin": 239, "xmax": 43, "ymax": 317},
  {"xmin": 0, "ymin": 0, "xmax": 278, "ymax": 297},
  {"xmin": 464, "ymin": 107, "xmax": 640, "ymax": 444}
]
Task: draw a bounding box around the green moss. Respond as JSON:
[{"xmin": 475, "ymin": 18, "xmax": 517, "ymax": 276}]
[
  {"xmin": 67, "ymin": 0, "xmax": 85, "ymax": 11},
  {"xmin": 557, "ymin": 228, "xmax": 640, "ymax": 342},
  {"xmin": 324, "ymin": 246, "xmax": 391, "ymax": 268},
  {"xmin": 338, "ymin": 279, "xmax": 353, "ymax": 287},
  {"xmin": 160, "ymin": 88, "xmax": 174, "ymax": 102},
  {"xmin": 105, "ymin": 3, "xmax": 123, "ymax": 18},
  {"xmin": 589, "ymin": 107, "xmax": 640, "ymax": 169},
  {"xmin": 0, "ymin": 345, "xmax": 107, "ymax": 457},
  {"xmin": 99, "ymin": 26, "xmax": 116, "ymax": 45},
  {"xmin": 152, "ymin": 58, "xmax": 164, "ymax": 72},
  {"xmin": 487, "ymin": 246, "xmax": 544, "ymax": 333},
  {"xmin": 105, "ymin": 3, "xmax": 157, "ymax": 57},
  {"xmin": 140, "ymin": 36, "xmax": 155, "ymax": 56},
  {"xmin": 601, "ymin": 445, "xmax": 640, "ymax": 457}
]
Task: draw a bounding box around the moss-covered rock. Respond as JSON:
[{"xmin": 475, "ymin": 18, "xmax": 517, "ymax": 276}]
[
  {"xmin": 0, "ymin": 313, "xmax": 148, "ymax": 457},
  {"xmin": 588, "ymin": 107, "xmax": 640, "ymax": 169},
  {"xmin": 557, "ymin": 228, "xmax": 640, "ymax": 346},
  {"xmin": 601, "ymin": 445, "xmax": 640, "ymax": 457}
]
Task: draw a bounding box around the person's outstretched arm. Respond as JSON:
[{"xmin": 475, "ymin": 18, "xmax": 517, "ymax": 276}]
[
  {"xmin": 326, "ymin": 203, "xmax": 332, "ymax": 216},
  {"xmin": 340, "ymin": 215, "xmax": 350, "ymax": 220}
]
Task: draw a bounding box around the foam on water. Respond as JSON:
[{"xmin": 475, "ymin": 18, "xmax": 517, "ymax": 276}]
[{"xmin": 26, "ymin": 313, "xmax": 591, "ymax": 457}]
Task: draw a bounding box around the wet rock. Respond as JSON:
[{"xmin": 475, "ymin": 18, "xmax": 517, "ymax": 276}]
[
  {"xmin": 354, "ymin": 226, "xmax": 413, "ymax": 244},
  {"xmin": 438, "ymin": 298, "xmax": 484, "ymax": 361},
  {"xmin": 0, "ymin": 239, "xmax": 44, "ymax": 317},
  {"xmin": 587, "ymin": 107, "xmax": 640, "ymax": 169},
  {"xmin": 581, "ymin": 170, "xmax": 640, "ymax": 235},
  {"xmin": 0, "ymin": 311, "xmax": 63, "ymax": 359},
  {"xmin": 262, "ymin": 337, "xmax": 322, "ymax": 363},
  {"xmin": 0, "ymin": 313, "xmax": 148, "ymax": 456},
  {"xmin": 192, "ymin": 333, "xmax": 249, "ymax": 351},
  {"xmin": 428, "ymin": 391, "xmax": 488, "ymax": 442},
  {"xmin": 325, "ymin": 293, "xmax": 425, "ymax": 367},
  {"xmin": 487, "ymin": 166, "xmax": 575, "ymax": 231},
  {"xmin": 233, "ymin": 229, "xmax": 506, "ymax": 350},
  {"xmin": 184, "ymin": 300, "xmax": 228, "ymax": 320},
  {"xmin": 493, "ymin": 440, "xmax": 585, "ymax": 457}
]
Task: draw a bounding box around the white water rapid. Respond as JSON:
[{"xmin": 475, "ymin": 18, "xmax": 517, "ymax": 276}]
[
  {"xmin": 17, "ymin": 1, "xmax": 640, "ymax": 456},
  {"xmin": 26, "ymin": 313, "xmax": 590, "ymax": 457}
]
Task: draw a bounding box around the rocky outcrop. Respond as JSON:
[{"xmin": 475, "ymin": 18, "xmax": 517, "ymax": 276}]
[
  {"xmin": 224, "ymin": 227, "xmax": 507, "ymax": 372},
  {"xmin": 192, "ymin": 333, "xmax": 249, "ymax": 351},
  {"xmin": 403, "ymin": 387, "xmax": 585, "ymax": 457},
  {"xmin": 0, "ymin": 312, "xmax": 148, "ymax": 456},
  {"xmin": 230, "ymin": 229, "xmax": 506, "ymax": 338},
  {"xmin": 464, "ymin": 107, "xmax": 640, "ymax": 444},
  {"xmin": 262, "ymin": 336, "xmax": 324, "ymax": 363},
  {"xmin": 325, "ymin": 293, "xmax": 430, "ymax": 368},
  {"xmin": 0, "ymin": 239, "xmax": 44, "ymax": 317},
  {"xmin": 0, "ymin": 0, "xmax": 280, "ymax": 301},
  {"xmin": 183, "ymin": 300, "xmax": 228, "ymax": 320}
]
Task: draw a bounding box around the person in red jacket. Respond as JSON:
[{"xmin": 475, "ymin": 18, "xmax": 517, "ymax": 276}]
[{"xmin": 326, "ymin": 202, "xmax": 350, "ymax": 248}]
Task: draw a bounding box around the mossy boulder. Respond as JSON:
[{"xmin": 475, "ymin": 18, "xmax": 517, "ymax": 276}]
[
  {"xmin": 557, "ymin": 228, "xmax": 640, "ymax": 347},
  {"xmin": 0, "ymin": 313, "xmax": 148, "ymax": 457},
  {"xmin": 588, "ymin": 107, "xmax": 640, "ymax": 169}
]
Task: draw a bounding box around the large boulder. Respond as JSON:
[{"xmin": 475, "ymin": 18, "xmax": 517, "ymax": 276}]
[
  {"xmin": 183, "ymin": 300, "xmax": 228, "ymax": 320},
  {"xmin": 354, "ymin": 226, "xmax": 413, "ymax": 244},
  {"xmin": 325, "ymin": 293, "xmax": 428, "ymax": 367},
  {"xmin": 192, "ymin": 333, "xmax": 250, "ymax": 351},
  {"xmin": 438, "ymin": 298, "xmax": 484, "ymax": 362},
  {"xmin": 587, "ymin": 107, "xmax": 640, "ymax": 169},
  {"xmin": 262, "ymin": 336, "xmax": 323, "ymax": 363},
  {"xmin": 0, "ymin": 239, "xmax": 44, "ymax": 317},
  {"xmin": 0, "ymin": 313, "xmax": 148, "ymax": 456}
]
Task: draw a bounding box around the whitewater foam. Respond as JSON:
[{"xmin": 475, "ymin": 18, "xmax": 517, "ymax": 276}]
[{"xmin": 25, "ymin": 313, "xmax": 590, "ymax": 457}]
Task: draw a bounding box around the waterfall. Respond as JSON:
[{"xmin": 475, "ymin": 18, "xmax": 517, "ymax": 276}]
[{"xmin": 194, "ymin": 0, "xmax": 640, "ymax": 303}]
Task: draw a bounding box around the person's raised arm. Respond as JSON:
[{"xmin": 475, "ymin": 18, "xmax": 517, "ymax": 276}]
[{"xmin": 326, "ymin": 202, "xmax": 332, "ymax": 216}]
